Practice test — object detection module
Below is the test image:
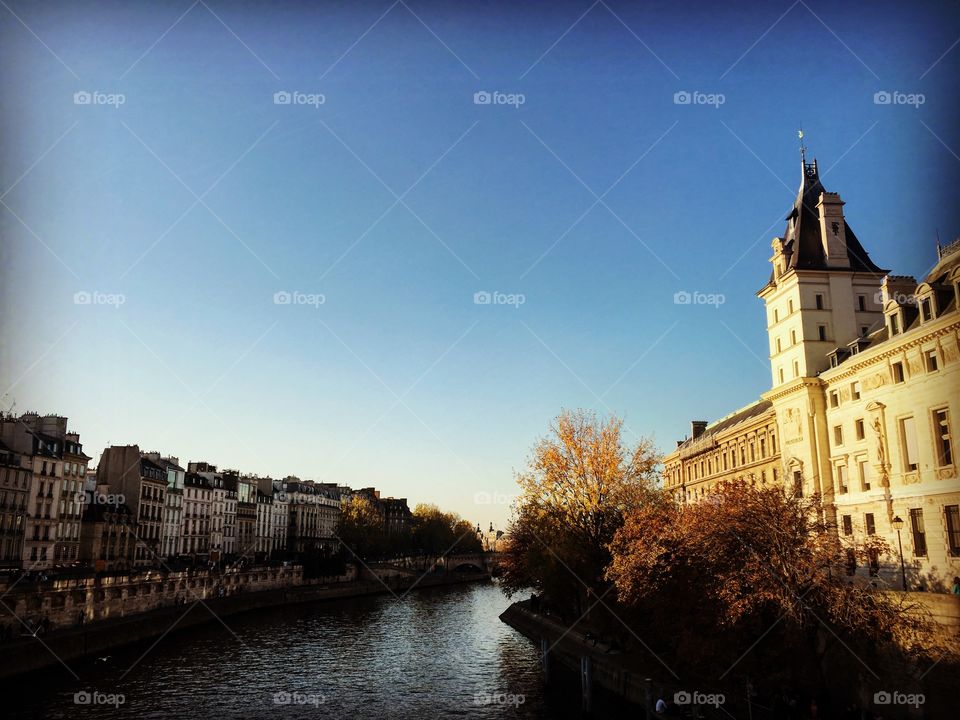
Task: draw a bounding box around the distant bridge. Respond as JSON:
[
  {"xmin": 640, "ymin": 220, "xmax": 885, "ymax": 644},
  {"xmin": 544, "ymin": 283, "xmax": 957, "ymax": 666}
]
[{"xmin": 441, "ymin": 552, "xmax": 501, "ymax": 573}]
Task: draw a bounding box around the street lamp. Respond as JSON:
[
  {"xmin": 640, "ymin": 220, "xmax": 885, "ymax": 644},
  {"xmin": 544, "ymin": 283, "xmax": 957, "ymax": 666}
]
[{"xmin": 891, "ymin": 515, "xmax": 906, "ymax": 591}]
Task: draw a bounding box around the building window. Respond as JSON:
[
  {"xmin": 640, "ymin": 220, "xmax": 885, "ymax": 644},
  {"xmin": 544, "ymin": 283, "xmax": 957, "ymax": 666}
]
[
  {"xmin": 851, "ymin": 381, "xmax": 861, "ymax": 401},
  {"xmin": 920, "ymin": 297, "xmax": 931, "ymax": 321},
  {"xmin": 946, "ymin": 505, "xmax": 960, "ymax": 557},
  {"xmin": 817, "ymin": 325, "xmax": 826, "ymax": 341},
  {"xmin": 774, "ymin": 308, "xmax": 779, "ymax": 323},
  {"xmin": 889, "ymin": 313, "xmax": 900, "ymax": 336},
  {"xmin": 833, "ymin": 425, "xmax": 843, "ymax": 446},
  {"xmin": 815, "ymin": 293, "xmax": 823, "ymax": 309},
  {"xmin": 857, "ymin": 294, "xmax": 866, "ymax": 311},
  {"xmin": 933, "ymin": 408, "xmax": 953, "ymax": 467},
  {"xmin": 925, "ymin": 349, "xmax": 939, "ymax": 373},
  {"xmin": 892, "ymin": 362, "xmax": 905, "ymax": 384},
  {"xmin": 793, "ymin": 471, "xmax": 803, "ymax": 497},
  {"xmin": 791, "ymin": 330, "xmax": 797, "ymax": 345},
  {"xmin": 858, "ymin": 459, "xmax": 870, "ymax": 491},
  {"xmin": 778, "ymin": 368, "xmax": 784, "ymax": 384},
  {"xmin": 855, "ymin": 418, "xmax": 865, "ymax": 440},
  {"xmin": 788, "ymin": 300, "xmax": 794, "ymax": 313},
  {"xmin": 776, "ymin": 338, "xmax": 781, "ymax": 353},
  {"xmin": 842, "ymin": 515, "xmax": 853, "ymax": 535},
  {"xmin": 868, "ymin": 549, "xmax": 880, "ymax": 576},
  {"xmin": 836, "ymin": 464, "xmax": 847, "ymax": 493},
  {"xmin": 860, "ymin": 325, "xmax": 869, "ymax": 337},
  {"xmin": 899, "ymin": 417, "xmax": 919, "ymax": 472},
  {"xmin": 864, "ymin": 512, "xmax": 875, "ymax": 535},
  {"xmin": 793, "ymin": 361, "xmax": 799, "ymax": 378},
  {"xmin": 845, "ymin": 548, "xmax": 857, "ymax": 576},
  {"xmin": 909, "ymin": 508, "xmax": 927, "ymax": 557},
  {"xmin": 830, "ymin": 391, "xmax": 840, "ymax": 408}
]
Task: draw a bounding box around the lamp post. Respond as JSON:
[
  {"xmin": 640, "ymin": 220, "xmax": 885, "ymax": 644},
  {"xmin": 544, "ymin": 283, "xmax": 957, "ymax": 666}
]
[{"xmin": 892, "ymin": 515, "xmax": 906, "ymax": 591}]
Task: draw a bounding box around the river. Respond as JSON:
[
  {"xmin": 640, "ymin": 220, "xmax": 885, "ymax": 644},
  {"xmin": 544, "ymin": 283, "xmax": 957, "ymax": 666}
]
[{"xmin": 4, "ymin": 580, "xmax": 632, "ymax": 719}]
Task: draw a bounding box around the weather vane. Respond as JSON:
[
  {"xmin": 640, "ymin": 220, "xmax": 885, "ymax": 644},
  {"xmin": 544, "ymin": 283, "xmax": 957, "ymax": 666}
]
[{"xmin": 798, "ymin": 128, "xmax": 806, "ymax": 163}]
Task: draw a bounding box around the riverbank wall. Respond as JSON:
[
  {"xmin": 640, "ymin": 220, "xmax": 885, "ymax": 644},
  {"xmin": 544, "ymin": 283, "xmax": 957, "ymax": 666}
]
[{"xmin": 0, "ymin": 570, "xmax": 489, "ymax": 680}]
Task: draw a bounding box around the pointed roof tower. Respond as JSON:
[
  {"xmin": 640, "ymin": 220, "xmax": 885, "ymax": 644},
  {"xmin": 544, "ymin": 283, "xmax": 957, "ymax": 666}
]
[{"xmin": 779, "ymin": 157, "xmax": 886, "ymax": 274}]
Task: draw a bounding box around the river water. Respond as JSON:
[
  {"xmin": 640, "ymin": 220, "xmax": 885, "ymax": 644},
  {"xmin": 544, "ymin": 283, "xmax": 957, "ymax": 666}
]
[{"xmin": 5, "ymin": 580, "xmax": 631, "ymax": 719}]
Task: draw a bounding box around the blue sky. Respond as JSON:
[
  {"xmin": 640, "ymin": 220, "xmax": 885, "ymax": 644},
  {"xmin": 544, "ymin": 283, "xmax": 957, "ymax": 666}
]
[{"xmin": 2, "ymin": 0, "xmax": 958, "ymax": 529}]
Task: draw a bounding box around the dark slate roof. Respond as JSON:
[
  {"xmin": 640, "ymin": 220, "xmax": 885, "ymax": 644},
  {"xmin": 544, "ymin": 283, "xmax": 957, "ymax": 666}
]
[
  {"xmin": 764, "ymin": 159, "xmax": 887, "ymax": 290},
  {"xmin": 676, "ymin": 399, "xmax": 773, "ymax": 452}
]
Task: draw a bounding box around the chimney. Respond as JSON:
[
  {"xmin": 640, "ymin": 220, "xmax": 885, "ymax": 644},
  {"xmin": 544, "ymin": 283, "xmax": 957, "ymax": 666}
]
[
  {"xmin": 817, "ymin": 192, "xmax": 849, "ymax": 267},
  {"xmin": 691, "ymin": 420, "xmax": 708, "ymax": 440}
]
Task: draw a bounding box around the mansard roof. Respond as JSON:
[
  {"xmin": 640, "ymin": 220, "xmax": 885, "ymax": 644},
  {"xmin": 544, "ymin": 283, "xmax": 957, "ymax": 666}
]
[
  {"xmin": 764, "ymin": 158, "xmax": 887, "ymax": 291},
  {"xmin": 675, "ymin": 398, "xmax": 773, "ymax": 453}
]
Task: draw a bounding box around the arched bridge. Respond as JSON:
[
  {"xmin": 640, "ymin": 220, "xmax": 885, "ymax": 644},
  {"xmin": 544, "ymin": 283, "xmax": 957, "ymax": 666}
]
[{"xmin": 441, "ymin": 552, "xmax": 501, "ymax": 573}]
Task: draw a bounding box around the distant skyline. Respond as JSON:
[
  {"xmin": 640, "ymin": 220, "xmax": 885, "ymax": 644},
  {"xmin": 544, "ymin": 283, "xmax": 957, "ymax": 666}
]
[{"xmin": 2, "ymin": 0, "xmax": 959, "ymax": 528}]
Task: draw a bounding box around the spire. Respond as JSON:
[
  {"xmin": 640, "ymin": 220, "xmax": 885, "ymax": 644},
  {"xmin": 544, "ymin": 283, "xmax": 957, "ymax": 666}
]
[{"xmin": 798, "ymin": 128, "xmax": 806, "ymax": 164}]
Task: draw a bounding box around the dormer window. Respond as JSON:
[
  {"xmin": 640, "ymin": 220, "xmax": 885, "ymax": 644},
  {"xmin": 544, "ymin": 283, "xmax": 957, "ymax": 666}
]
[
  {"xmin": 920, "ymin": 297, "xmax": 932, "ymax": 322},
  {"xmin": 889, "ymin": 313, "xmax": 901, "ymax": 336}
]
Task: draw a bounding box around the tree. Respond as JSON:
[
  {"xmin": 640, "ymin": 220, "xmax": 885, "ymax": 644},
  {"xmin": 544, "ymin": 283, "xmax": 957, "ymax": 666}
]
[
  {"xmin": 606, "ymin": 480, "xmax": 942, "ymax": 694},
  {"xmin": 337, "ymin": 494, "xmax": 384, "ymax": 560},
  {"xmin": 501, "ymin": 409, "xmax": 662, "ymax": 616},
  {"xmin": 411, "ymin": 504, "xmax": 481, "ymax": 555}
]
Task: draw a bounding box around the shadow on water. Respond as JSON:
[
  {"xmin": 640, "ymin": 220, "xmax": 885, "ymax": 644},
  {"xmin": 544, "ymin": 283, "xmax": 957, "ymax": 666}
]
[{"xmin": 0, "ymin": 581, "xmax": 635, "ymax": 719}]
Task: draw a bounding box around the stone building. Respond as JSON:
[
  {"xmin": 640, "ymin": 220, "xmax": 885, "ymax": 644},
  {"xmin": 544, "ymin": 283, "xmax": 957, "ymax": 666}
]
[
  {"xmin": 143, "ymin": 453, "xmax": 184, "ymax": 561},
  {"xmin": 78, "ymin": 496, "xmax": 135, "ymax": 572},
  {"xmin": 0, "ymin": 413, "xmax": 86, "ymax": 569},
  {"xmin": 0, "ymin": 439, "xmax": 29, "ymax": 569},
  {"xmin": 286, "ymin": 479, "xmax": 341, "ymax": 555},
  {"xmin": 664, "ymin": 155, "xmax": 960, "ymax": 590},
  {"xmin": 182, "ymin": 472, "xmax": 212, "ymax": 559},
  {"xmin": 97, "ymin": 445, "xmax": 167, "ymax": 567}
]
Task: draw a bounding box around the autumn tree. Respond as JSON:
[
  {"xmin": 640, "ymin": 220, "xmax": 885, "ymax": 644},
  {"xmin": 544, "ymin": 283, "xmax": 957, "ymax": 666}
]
[
  {"xmin": 606, "ymin": 480, "xmax": 941, "ymax": 695},
  {"xmin": 411, "ymin": 504, "xmax": 481, "ymax": 555},
  {"xmin": 501, "ymin": 409, "xmax": 662, "ymax": 616},
  {"xmin": 337, "ymin": 494, "xmax": 385, "ymax": 560}
]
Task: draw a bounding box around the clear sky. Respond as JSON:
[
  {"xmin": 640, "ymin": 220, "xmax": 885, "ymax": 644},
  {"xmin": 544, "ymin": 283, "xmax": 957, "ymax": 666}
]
[{"xmin": 2, "ymin": 0, "xmax": 958, "ymax": 529}]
